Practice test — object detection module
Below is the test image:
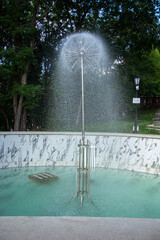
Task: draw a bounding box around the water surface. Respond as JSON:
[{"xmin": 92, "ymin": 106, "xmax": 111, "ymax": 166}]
[{"xmin": 0, "ymin": 166, "xmax": 160, "ymax": 218}]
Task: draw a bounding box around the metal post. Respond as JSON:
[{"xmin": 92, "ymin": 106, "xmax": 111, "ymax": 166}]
[
  {"xmin": 72, "ymin": 47, "xmax": 95, "ymax": 206},
  {"xmin": 80, "ymin": 53, "xmax": 85, "ymax": 206},
  {"xmin": 134, "ymin": 77, "xmax": 140, "ymax": 133},
  {"xmin": 81, "ymin": 54, "xmax": 85, "ymax": 145},
  {"xmin": 135, "ymin": 89, "xmax": 138, "ymax": 133}
]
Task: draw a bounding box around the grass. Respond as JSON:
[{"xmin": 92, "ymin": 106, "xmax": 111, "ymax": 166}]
[
  {"xmin": 85, "ymin": 120, "xmax": 160, "ymax": 135},
  {"xmin": 58, "ymin": 108, "xmax": 160, "ymax": 135}
]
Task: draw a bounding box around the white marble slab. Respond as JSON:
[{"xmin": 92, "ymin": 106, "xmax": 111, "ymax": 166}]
[{"xmin": 0, "ymin": 132, "xmax": 160, "ymax": 175}]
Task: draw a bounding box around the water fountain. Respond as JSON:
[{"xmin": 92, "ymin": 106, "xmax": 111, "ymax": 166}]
[
  {"xmin": 1, "ymin": 32, "xmax": 160, "ymax": 219},
  {"xmin": 57, "ymin": 32, "xmax": 109, "ymax": 129},
  {"xmin": 59, "ymin": 32, "xmax": 106, "ymax": 205}
]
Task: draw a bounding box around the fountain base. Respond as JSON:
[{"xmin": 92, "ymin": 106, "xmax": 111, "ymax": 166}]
[{"xmin": 72, "ymin": 139, "xmax": 95, "ymax": 206}]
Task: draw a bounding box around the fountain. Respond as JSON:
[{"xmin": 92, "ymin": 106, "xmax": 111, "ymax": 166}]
[
  {"xmin": 59, "ymin": 32, "xmax": 106, "ymax": 205},
  {"xmin": 57, "ymin": 32, "xmax": 110, "ymax": 130},
  {"xmin": 1, "ymin": 29, "xmax": 160, "ymax": 216}
]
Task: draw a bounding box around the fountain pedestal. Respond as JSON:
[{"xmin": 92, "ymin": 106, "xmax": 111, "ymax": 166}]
[{"xmin": 72, "ymin": 139, "xmax": 95, "ymax": 206}]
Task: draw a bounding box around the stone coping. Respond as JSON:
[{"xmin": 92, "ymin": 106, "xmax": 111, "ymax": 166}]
[
  {"xmin": 0, "ymin": 216, "xmax": 160, "ymax": 240},
  {"xmin": 1, "ymin": 131, "xmax": 160, "ymax": 139}
]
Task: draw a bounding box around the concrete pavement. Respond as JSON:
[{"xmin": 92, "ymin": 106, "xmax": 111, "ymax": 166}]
[{"xmin": 0, "ymin": 217, "xmax": 160, "ymax": 240}]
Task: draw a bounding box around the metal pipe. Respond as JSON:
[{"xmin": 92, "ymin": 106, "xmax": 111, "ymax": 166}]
[
  {"xmin": 81, "ymin": 54, "xmax": 85, "ymax": 145},
  {"xmin": 80, "ymin": 53, "xmax": 85, "ymax": 206},
  {"xmin": 135, "ymin": 89, "xmax": 138, "ymax": 133},
  {"xmin": 86, "ymin": 142, "xmax": 88, "ymax": 193},
  {"xmin": 79, "ymin": 140, "xmax": 81, "ymax": 193},
  {"xmin": 81, "ymin": 144, "xmax": 84, "ymax": 206}
]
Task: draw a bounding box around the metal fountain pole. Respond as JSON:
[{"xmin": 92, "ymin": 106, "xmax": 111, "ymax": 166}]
[
  {"xmin": 80, "ymin": 51, "xmax": 85, "ymax": 206},
  {"xmin": 72, "ymin": 39, "xmax": 95, "ymax": 206},
  {"xmin": 80, "ymin": 51, "xmax": 85, "ymax": 145}
]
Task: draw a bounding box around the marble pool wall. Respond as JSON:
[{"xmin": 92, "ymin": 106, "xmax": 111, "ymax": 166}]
[{"xmin": 0, "ymin": 132, "xmax": 160, "ymax": 175}]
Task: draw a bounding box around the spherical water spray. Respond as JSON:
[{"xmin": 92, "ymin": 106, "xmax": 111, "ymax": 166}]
[{"xmin": 61, "ymin": 32, "xmax": 104, "ymax": 145}]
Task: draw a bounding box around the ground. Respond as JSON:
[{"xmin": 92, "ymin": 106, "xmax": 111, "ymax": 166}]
[{"xmin": 0, "ymin": 217, "xmax": 160, "ymax": 240}]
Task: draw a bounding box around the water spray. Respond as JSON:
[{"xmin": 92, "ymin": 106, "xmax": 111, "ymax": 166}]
[{"xmin": 60, "ymin": 32, "xmax": 103, "ymax": 205}]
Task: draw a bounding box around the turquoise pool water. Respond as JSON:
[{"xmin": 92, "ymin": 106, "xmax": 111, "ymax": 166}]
[{"xmin": 0, "ymin": 166, "xmax": 160, "ymax": 218}]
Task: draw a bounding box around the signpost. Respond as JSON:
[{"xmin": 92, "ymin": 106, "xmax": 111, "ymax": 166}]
[{"xmin": 134, "ymin": 77, "xmax": 140, "ymax": 133}]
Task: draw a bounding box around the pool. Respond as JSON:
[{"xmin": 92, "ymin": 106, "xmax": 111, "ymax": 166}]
[{"xmin": 0, "ymin": 166, "xmax": 160, "ymax": 218}]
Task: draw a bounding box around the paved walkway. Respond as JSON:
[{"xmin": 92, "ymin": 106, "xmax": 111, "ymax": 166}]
[{"xmin": 0, "ymin": 217, "xmax": 160, "ymax": 240}]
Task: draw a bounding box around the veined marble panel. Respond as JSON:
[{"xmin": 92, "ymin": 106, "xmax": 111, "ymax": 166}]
[{"xmin": 0, "ymin": 132, "xmax": 160, "ymax": 175}]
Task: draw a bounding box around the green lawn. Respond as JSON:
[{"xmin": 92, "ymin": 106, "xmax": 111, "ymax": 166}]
[
  {"xmin": 59, "ymin": 108, "xmax": 160, "ymax": 135},
  {"xmin": 85, "ymin": 120, "xmax": 160, "ymax": 135}
]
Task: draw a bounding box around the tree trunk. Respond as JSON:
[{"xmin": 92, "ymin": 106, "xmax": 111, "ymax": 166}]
[
  {"xmin": 0, "ymin": 108, "xmax": 10, "ymax": 131},
  {"xmin": 13, "ymin": 67, "xmax": 28, "ymax": 131},
  {"xmin": 13, "ymin": 0, "xmax": 39, "ymax": 131},
  {"xmin": 20, "ymin": 108, "xmax": 27, "ymax": 131},
  {"xmin": 13, "ymin": 95, "xmax": 24, "ymax": 131}
]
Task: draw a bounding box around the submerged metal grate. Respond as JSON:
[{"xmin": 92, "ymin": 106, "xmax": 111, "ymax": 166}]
[{"xmin": 28, "ymin": 172, "xmax": 58, "ymax": 183}]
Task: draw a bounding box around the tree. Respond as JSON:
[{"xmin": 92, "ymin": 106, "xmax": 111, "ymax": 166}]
[
  {"xmin": 0, "ymin": 0, "xmax": 41, "ymax": 130},
  {"xmin": 139, "ymin": 48, "xmax": 160, "ymax": 96},
  {"xmin": 0, "ymin": 0, "xmax": 60, "ymax": 130}
]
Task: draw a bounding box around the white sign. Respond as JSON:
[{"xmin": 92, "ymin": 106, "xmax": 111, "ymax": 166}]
[{"xmin": 133, "ymin": 98, "xmax": 140, "ymax": 104}]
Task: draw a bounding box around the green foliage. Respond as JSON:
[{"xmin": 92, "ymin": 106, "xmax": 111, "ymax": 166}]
[
  {"xmin": 149, "ymin": 48, "xmax": 160, "ymax": 75},
  {"xmin": 11, "ymin": 84, "xmax": 43, "ymax": 109},
  {"xmin": 0, "ymin": 47, "xmax": 34, "ymax": 73},
  {"xmin": 138, "ymin": 48, "xmax": 160, "ymax": 96},
  {"xmin": 15, "ymin": 47, "xmax": 35, "ymax": 70}
]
